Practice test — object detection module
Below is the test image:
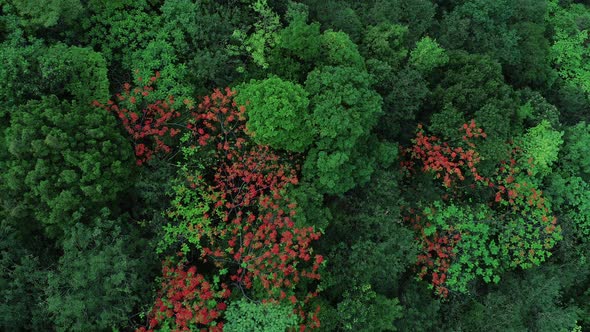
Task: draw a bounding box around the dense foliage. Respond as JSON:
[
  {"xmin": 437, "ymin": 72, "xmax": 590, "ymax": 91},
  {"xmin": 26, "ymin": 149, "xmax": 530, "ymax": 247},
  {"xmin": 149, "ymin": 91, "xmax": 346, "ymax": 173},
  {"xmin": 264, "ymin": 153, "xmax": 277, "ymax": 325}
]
[{"xmin": 2, "ymin": 0, "xmax": 590, "ymax": 330}]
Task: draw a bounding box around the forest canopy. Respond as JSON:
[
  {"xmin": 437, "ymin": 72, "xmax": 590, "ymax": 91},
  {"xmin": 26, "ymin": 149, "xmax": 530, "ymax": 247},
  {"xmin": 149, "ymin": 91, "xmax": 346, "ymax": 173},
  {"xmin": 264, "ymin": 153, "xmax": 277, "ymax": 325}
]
[{"xmin": 1, "ymin": 0, "xmax": 590, "ymax": 331}]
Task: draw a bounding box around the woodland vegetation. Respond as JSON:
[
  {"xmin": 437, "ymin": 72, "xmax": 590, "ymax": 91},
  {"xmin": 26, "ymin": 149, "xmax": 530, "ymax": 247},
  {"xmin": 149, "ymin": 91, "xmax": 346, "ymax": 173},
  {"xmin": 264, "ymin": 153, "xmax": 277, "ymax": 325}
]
[{"xmin": 1, "ymin": 0, "xmax": 590, "ymax": 331}]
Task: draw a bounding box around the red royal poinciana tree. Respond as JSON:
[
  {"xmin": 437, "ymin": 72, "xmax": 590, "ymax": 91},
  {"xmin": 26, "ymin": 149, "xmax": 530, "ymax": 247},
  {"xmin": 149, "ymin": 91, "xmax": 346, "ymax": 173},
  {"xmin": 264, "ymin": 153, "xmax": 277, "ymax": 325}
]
[
  {"xmin": 183, "ymin": 88, "xmax": 323, "ymax": 330},
  {"xmin": 401, "ymin": 121, "xmax": 559, "ymax": 296},
  {"xmin": 95, "ymin": 71, "xmax": 182, "ymax": 165},
  {"xmin": 101, "ymin": 85, "xmax": 324, "ymax": 331}
]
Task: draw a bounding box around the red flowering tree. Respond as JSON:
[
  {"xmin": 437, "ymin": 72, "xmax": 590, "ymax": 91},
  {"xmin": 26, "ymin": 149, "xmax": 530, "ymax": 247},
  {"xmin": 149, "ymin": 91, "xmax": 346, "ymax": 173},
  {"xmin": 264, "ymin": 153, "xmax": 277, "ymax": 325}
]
[
  {"xmin": 402, "ymin": 120, "xmax": 487, "ymax": 187},
  {"xmin": 170, "ymin": 88, "xmax": 322, "ymax": 329},
  {"xmin": 95, "ymin": 72, "xmax": 182, "ymax": 165},
  {"xmin": 401, "ymin": 120, "xmax": 561, "ymax": 297},
  {"xmin": 137, "ymin": 261, "xmax": 231, "ymax": 332},
  {"xmin": 404, "ymin": 209, "xmax": 462, "ymax": 297},
  {"xmin": 101, "ymin": 83, "xmax": 324, "ymax": 330},
  {"xmin": 400, "ymin": 121, "xmax": 487, "ymax": 295}
]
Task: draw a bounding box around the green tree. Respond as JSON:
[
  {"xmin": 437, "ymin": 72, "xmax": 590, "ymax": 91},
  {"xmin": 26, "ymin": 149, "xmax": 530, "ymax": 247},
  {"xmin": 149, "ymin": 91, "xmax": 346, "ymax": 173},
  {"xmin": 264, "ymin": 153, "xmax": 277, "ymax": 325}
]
[
  {"xmin": 236, "ymin": 76, "xmax": 313, "ymax": 152},
  {"xmin": 81, "ymin": 0, "xmax": 160, "ymax": 71},
  {"xmin": 519, "ymin": 89, "xmax": 561, "ymax": 128},
  {"xmin": 0, "ymin": 39, "xmax": 44, "ymax": 106},
  {"xmin": 268, "ymin": 2, "xmax": 322, "ymax": 81},
  {"xmin": 439, "ymin": 0, "xmax": 520, "ymax": 65},
  {"xmin": 230, "ymin": 0, "xmax": 281, "ymax": 71},
  {"xmin": 437, "ymin": 0, "xmax": 551, "ymax": 88},
  {"xmin": 549, "ymin": 174, "xmax": 590, "ymax": 239},
  {"xmin": 2, "ymin": 96, "xmax": 133, "ymax": 239},
  {"xmin": 224, "ymin": 299, "xmax": 297, "ymax": 332},
  {"xmin": 0, "ymin": 40, "xmax": 109, "ymax": 106},
  {"xmin": 129, "ymin": 39, "xmax": 193, "ymax": 102},
  {"xmin": 303, "ymin": 66, "xmax": 383, "ymax": 194},
  {"xmin": 12, "ymin": 0, "xmax": 82, "ymax": 29},
  {"xmin": 434, "ymin": 51, "xmax": 517, "ymax": 116},
  {"xmin": 361, "ymin": 0, "xmax": 436, "ymax": 44},
  {"xmin": 429, "ymin": 104, "xmax": 466, "ymax": 140},
  {"xmin": 46, "ymin": 213, "xmax": 154, "ymax": 331},
  {"xmin": 320, "ymin": 169, "xmax": 414, "ymax": 330},
  {"xmin": 508, "ymin": 12, "xmax": 555, "ymax": 88},
  {"xmin": 302, "ymin": 0, "xmax": 363, "ymax": 42},
  {"xmin": 422, "ymin": 202, "xmax": 503, "ymax": 293},
  {"xmin": 548, "ymin": 1, "xmax": 590, "ymax": 97},
  {"xmin": 0, "ymin": 222, "xmax": 50, "ymax": 331},
  {"xmin": 156, "ymin": 0, "xmax": 241, "ymax": 93},
  {"xmin": 336, "ymin": 284, "xmax": 402, "ymax": 332},
  {"xmin": 362, "ymin": 23, "xmax": 408, "ymax": 75},
  {"xmin": 39, "ymin": 43, "xmax": 110, "ymax": 104},
  {"xmin": 560, "ymin": 122, "xmax": 590, "ymax": 177},
  {"xmin": 319, "ymin": 30, "xmax": 365, "ymax": 69},
  {"xmin": 409, "ymin": 36, "xmax": 449, "ymax": 74},
  {"xmin": 444, "ymin": 266, "xmax": 580, "ymax": 332},
  {"xmin": 396, "ymin": 281, "xmax": 441, "ymax": 332},
  {"xmin": 547, "ymin": 122, "xmax": 590, "ymax": 240},
  {"xmin": 375, "ymin": 66, "xmax": 429, "ymax": 140},
  {"xmin": 323, "ymin": 169, "xmax": 415, "ymax": 294},
  {"xmin": 518, "ymin": 120, "xmax": 564, "ymax": 178}
]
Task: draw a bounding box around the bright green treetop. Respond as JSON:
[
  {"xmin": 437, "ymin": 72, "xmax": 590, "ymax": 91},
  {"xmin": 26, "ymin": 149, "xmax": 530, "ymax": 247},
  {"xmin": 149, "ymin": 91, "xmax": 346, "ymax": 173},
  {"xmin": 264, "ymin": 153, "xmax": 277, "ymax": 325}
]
[{"xmin": 236, "ymin": 76, "xmax": 313, "ymax": 152}]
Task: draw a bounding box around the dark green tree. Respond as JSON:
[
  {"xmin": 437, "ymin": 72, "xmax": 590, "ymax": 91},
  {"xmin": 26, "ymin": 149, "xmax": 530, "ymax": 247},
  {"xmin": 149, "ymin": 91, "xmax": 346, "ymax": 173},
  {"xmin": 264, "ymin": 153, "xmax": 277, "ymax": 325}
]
[
  {"xmin": 320, "ymin": 169, "xmax": 416, "ymax": 330},
  {"xmin": 303, "ymin": 65, "xmax": 384, "ymax": 194},
  {"xmin": 2, "ymin": 96, "xmax": 133, "ymax": 239},
  {"xmin": 0, "ymin": 40, "xmax": 109, "ymax": 106},
  {"xmin": 46, "ymin": 212, "xmax": 155, "ymax": 331},
  {"xmin": 0, "ymin": 222, "xmax": 51, "ymax": 331},
  {"xmin": 443, "ymin": 266, "xmax": 581, "ymax": 332}
]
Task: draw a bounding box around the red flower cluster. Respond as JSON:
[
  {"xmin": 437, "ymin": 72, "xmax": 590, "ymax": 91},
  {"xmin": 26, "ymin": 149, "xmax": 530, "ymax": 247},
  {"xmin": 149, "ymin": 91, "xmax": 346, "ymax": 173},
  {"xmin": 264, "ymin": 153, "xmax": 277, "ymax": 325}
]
[
  {"xmin": 403, "ymin": 121, "xmax": 487, "ymax": 187},
  {"xmin": 405, "ymin": 211, "xmax": 461, "ymax": 297},
  {"xmin": 186, "ymin": 88, "xmax": 323, "ymax": 329},
  {"xmin": 401, "ymin": 122, "xmax": 488, "ymax": 296},
  {"xmin": 95, "ymin": 72, "xmax": 182, "ymax": 165},
  {"xmin": 402, "ymin": 120, "xmax": 559, "ymax": 296},
  {"xmin": 186, "ymin": 87, "xmax": 247, "ymax": 149},
  {"xmin": 138, "ymin": 262, "xmax": 230, "ymax": 332},
  {"xmin": 133, "ymin": 87, "xmax": 323, "ymax": 330},
  {"xmin": 191, "ymin": 144, "xmax": 323, "ymax": 300},
  {"xmin": 401, "ymin": 122, "xmax": 489, "ymax": 296}
]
